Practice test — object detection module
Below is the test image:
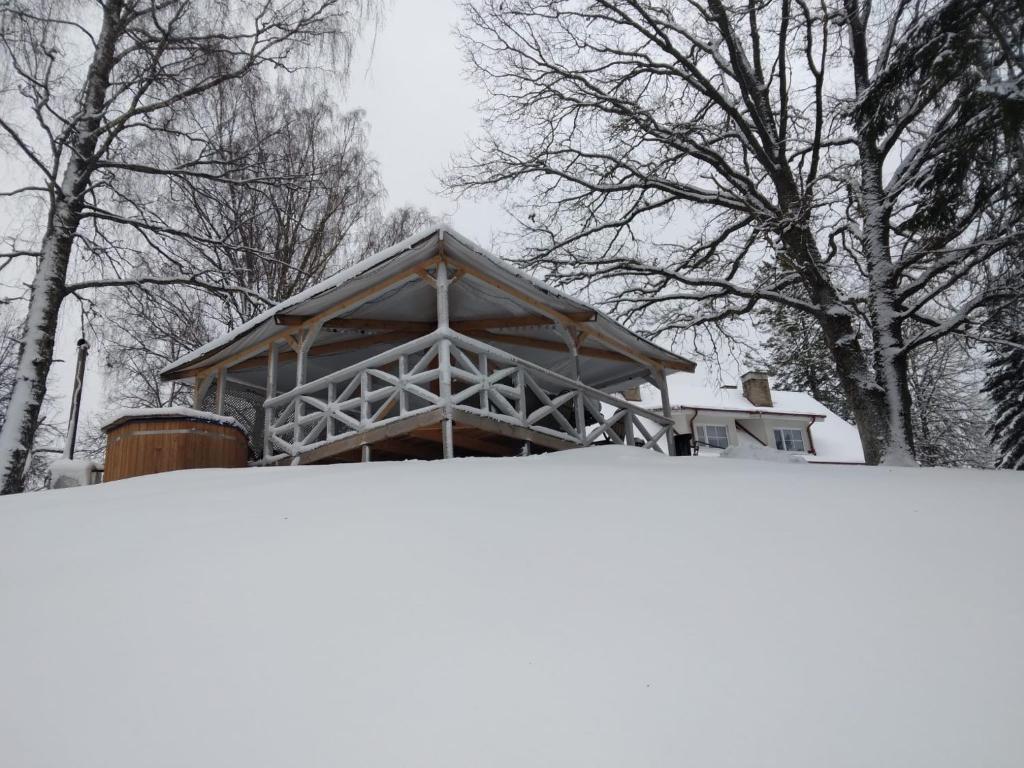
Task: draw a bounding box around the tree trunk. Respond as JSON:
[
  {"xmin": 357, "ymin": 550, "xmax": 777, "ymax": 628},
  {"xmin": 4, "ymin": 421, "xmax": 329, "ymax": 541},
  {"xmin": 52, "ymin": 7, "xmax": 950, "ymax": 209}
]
[
  {"xmin": 858, "ymin": 152, "xmax": 917, "ymax": 466},
  {"xmin": 842, "ymin": 0, "xmax": 917, "ymax": 466},
  {"xmin": 774, "ymin": 200, "xmax": 894, "ymax": 465},
  {"xmin": 818, "ymin": 311, "xmax": 891, "ymax": 466},
  {"xmin": 0, "ymin": 0, "xmax": 124, "ymax": 494}
]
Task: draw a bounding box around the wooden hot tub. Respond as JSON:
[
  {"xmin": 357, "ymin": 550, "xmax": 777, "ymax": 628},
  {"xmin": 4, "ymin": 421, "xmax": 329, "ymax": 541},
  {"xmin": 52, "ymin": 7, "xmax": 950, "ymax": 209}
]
[{"xmin": 102, "ymin": 409, "xmax": 248, "ymax": 482}]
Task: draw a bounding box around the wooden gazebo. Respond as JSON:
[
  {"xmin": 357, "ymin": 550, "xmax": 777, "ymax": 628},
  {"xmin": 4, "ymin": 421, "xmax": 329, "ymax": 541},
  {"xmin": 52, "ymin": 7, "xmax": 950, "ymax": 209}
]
[{"xmin": 160, "ymin": 226, "xmax": 696, "ymax": 463}]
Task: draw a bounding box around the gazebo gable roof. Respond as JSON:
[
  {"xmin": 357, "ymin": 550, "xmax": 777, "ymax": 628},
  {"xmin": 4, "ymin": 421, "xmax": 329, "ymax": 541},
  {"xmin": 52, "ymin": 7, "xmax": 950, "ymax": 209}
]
[{"xmin": 160, "ymin": 225, "xmax": 695, "ymax": 381}]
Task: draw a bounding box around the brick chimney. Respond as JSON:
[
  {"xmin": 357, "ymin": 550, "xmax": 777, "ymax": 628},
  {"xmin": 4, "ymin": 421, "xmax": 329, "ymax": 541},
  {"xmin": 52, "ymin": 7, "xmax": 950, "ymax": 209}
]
[
  {"xmin": 740, "ymin": 371, "xmax": 773, "ymax": 407},
  {"xmin": 622, "ymin": 386, "xmax": 642, "ymax": 402}
]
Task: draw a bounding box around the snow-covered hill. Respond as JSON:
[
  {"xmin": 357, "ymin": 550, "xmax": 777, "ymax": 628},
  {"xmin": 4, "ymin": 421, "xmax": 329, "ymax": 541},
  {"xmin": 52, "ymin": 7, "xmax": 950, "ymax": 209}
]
[{"xmin": 2, "ymin": 448, "xmax": 1023, "ymax": 767}]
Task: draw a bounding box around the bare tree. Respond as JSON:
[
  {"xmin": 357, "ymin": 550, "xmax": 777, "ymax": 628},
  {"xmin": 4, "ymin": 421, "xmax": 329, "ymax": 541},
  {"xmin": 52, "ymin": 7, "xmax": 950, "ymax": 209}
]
[
  {"xmin": 347, "ymin": 204, "xmax": 437, "ymax": 265},
  {"xmin": 99, "ymin": 285, "xmax": 215, "ymax": 410},
  {"xmin": 449, "ymin": 0, "xmax": 1024, "ymax": 464},
  {"xmin": 0, "ymin": 0, "xmax": 372, "ymax": 493},
  {"xmin": 98, "ymin": 75, "xmax": 385, "ymax": 409},
  {"xmin": 907, "ymin": 334, "xmax": 995, "ymax": 468}
]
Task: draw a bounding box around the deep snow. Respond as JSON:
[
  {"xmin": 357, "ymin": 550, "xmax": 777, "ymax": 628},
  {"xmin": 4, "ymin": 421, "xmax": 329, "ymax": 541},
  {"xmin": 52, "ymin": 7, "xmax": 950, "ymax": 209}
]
[{"xmin": 1, "ymin": 448, "xmax": 1022, "ymax": 767}]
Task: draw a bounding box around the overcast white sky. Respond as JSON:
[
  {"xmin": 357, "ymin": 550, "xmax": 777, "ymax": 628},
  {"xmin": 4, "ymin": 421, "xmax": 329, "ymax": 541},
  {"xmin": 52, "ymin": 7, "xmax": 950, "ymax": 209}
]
[{"xmin": 345, "ymin": 0, "xmax": 510, "ymax": 245}]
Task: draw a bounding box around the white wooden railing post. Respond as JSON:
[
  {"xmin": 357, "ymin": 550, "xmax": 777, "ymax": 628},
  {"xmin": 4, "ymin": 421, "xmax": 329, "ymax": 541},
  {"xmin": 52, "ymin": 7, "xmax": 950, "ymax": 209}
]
[
  {"xmin": 656, "ymin": 370, "xmax": 676, "ymax": 455},
  {"xmin": 292, "ymin": 323, "xmax": 323, "ymax": 455},
  {"xmin": 436, "ymin": 260, "xmax": 454, "ymax": 458},
  {"xmin": 575, "ymin": 391, "xmax": 586, "ymax": 444},
  {"xmin": 326, "ymin": 382, "xmax": 336, "ymax": 440},
  {"xmin": 360, "ymin": 370, "xmax": 370, "ymax": 427},
  {"xmin": 398, "ymin": 353, "xmax": 408, "ymax": 416},
  {"xmin": 214, "ymin": 367, "xmax": 226, "ymax": 415},
  {"xmin": 263, "ymin": 342, "xmax": 279, "ymax": 460},
  {"xmin": 479, "ymin": 351, "xmax": 489, "ymax": 413},
  {"xmin": 516, "ymin": 368, "xmax": 527, "ymax": 425},
  {"xmin": 292, "ymin": 332, "xmax": 306, "ymax": 451},
  {"xmin": 557, "ymin": 323, "xmax": 586, "ymax": 444}
]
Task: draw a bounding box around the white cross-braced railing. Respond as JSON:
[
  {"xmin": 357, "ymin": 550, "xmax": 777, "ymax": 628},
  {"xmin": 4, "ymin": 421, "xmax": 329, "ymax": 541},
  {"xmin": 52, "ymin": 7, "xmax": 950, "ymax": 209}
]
[
  {"xmin": 261, "ymin": 328, "xmax": 672, "ymax": 462},
  {"xmin": 444, "ymin": 331, "xmax": 672, "ymax": 452}
]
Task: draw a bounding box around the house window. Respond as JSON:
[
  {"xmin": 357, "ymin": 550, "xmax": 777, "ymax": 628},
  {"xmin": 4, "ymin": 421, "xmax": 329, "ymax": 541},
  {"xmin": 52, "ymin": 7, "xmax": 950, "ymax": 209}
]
[
  {"xmin": 696, "ymin": 424, "xmax": 729, "ymax": 449},
  {"xmin": 774, "ymin": 428, "xmax": 806, "ymax": 452}
]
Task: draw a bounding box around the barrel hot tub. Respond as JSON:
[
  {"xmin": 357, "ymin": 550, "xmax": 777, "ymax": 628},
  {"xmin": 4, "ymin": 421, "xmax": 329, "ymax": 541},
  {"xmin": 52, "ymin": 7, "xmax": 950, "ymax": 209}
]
[{"xmin": 102, "ymin": 408, "xmax": 248, "ymax": 482}]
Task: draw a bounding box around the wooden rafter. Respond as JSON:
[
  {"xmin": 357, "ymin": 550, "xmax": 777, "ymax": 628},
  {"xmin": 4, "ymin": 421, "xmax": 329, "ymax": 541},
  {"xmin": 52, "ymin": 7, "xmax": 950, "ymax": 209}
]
[
  {"xmin": 468, "ymin": 330, "xmax": 634, "ymax": 365},
  {"xmin": 275, "ymin": 315, "xmax": 433, "ymax": 332},
  {"xmin": 452, "ymin": 311, "xmax": 595, "ymax": 331},
  {"xmin": 234, "ymin": 331, "xmax": 418, "ymax": 372},
  {"xmin": 273, "ymin": 311, "xmax": 597, "ymax": 333},
  {"xmin": 163, "ymin": 257, "xmax": 440, "ymax": 381}
]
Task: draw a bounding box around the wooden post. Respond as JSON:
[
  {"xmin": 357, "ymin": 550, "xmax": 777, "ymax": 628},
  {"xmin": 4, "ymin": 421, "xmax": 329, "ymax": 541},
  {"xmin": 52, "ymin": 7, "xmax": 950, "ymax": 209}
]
[
  {"xmin": 515, "ymin": 368, "xmax": 527, "ymax": 425},
  {"xmin": 263, "ymin": 342, "xmax": 279, "ymax": 460},
  {"xmin": 436, "ymin": 260, "xmax": 454, "ymax": 459},
  {"xmin": 214, "ymin": 367, "xmax": 226, "ymax": 415},
  {"xmin": 292, "ymin": 331, "xmax": 306, "ymax": 449},
  {"xmin": 360, "ymin": 370, "xmax": 370, "ymax": 427},
  {"xmin": 292, "ymin": 321, "xmax": 323, "ymax": 452},
  {"xmin": 656, "ymin": 369, "xmax": 676, "ymax": 455},
  {"xmin": 193, "ymin": 372, "xmax": 215, "ymax": 409},
  {"xmin": 479, "ymin": 352, "xmax": 489, "ymax": 413},
  {"xmin": 558, "ymin": 324, "xmax": 586, "ymax": 444},
  {"xmin": 398, "ymin": 353, "xmax": 408, "ymax": 416}
]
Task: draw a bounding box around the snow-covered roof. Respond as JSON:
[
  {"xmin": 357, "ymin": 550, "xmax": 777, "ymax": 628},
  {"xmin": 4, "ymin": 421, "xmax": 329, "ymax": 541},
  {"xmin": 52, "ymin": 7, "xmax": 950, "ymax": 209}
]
[
  {"xmin": 101, "ymin": 407, "xmax": 243, "ymax": 433},
  {"xmin": 160, "ymin": 224, "xmax": 695, "ymax": 382},
  {"xmin": 637, "ymin": 374, "xmax": 828, "ymax": 417},
  {"xmin": 638, "ymin": 373, "xmax": 865, "ymax": 463}
]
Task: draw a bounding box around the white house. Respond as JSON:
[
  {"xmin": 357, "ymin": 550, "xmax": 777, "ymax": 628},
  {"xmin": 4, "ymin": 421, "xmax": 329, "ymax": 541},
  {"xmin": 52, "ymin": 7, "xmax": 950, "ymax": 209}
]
[{"xmin": 630, "ymin": 371, "xmax": 865, "ymax": 464}]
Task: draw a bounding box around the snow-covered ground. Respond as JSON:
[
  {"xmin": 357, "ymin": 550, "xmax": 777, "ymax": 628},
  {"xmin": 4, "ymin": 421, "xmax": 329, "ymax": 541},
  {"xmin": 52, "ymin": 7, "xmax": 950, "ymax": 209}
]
[{"xmin": 2, "ymin": 448, "xmax": 1022, "ymax": 767}]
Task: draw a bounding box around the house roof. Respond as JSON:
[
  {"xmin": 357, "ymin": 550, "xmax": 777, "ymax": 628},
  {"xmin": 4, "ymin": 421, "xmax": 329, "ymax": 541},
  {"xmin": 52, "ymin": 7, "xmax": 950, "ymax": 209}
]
[
  {"xmin": 160, "ymin": 225, "xmax": 696, "ymax": 383},
  {"xmin": 637, "ymin": 375, "xmax": 829, "ymax": 418},
  {"xmin": 637, "ymin": 373, "xmax": 865, "ymax": 464}
]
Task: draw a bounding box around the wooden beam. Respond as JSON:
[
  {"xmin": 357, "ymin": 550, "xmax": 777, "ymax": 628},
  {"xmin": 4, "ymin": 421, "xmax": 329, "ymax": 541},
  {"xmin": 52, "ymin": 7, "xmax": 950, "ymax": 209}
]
[
  {"xmin": 417, "ymin": 266, "xmax": 437, "ymax": 288},
  {"xmin": 467, "ymin": 330, "xmax": 635, "ymax": 365},
  {"xmin": 233, "ymin": 331, "xmax": 420, "ymax": 372},
  {"xmin": 276, "ymin": 315, "xmax": 433, "ymax": 333},
  {"xmin": 412, "ymin": 424, "xmax": 513, "ymax": 457},
  {"xmin": 280, "ymin": 409, "xmax": 446, "ymax": 466},
  {"xmin": 274, "ymin": 312, "xmax": 597, "ymax": 333},
  {"xmin": 364, "ymin": 436, "xmax": 442, "ymax": 461},
  {"xmin": 450, "ymin": 408, "xmax": 577, "ymax": 453},
  {"xmin": 452, "ymin": 311, "xmax": 595, "ymax": 332}
]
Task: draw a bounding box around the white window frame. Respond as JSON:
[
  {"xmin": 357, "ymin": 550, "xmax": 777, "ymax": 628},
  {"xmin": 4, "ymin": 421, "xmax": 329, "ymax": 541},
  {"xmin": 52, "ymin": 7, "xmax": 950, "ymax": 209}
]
[
  {"xmin": 696, "ymin": 423, "xmax": 730, "ymax": 449},
  {"xmin": 774, "ymin": 427, "xmax": 806, "ymax": 452}
]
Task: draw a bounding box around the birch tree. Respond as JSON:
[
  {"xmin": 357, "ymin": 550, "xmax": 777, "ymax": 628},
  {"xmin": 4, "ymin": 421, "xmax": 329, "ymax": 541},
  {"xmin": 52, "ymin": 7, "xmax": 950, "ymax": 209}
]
[
  {"xmin": 98, "ymin": 76, "xmax": 385, "ymax": 410},
  {"xmin": 449, "ymin": 0, "xmax": 1024, "ymax": 464},
  {"xmin": 0, "ymin": 303, "xmax": 62, "ymax": 488},
  {"xmin": 0, "ymin": 0, "xmax": 370, "ymax": 493},
  {"xmin": 348, "ymin": 204, "xmax": 437, "ymax": 265}
]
